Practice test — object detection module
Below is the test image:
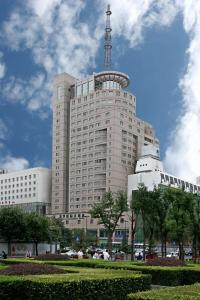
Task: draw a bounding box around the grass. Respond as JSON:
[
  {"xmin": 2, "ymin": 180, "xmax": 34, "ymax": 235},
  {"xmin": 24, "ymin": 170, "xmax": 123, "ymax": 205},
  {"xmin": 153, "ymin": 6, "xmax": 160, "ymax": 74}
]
[{"xmin": 128, "ymin": 283, "xmax": 200, "ymax": 299}]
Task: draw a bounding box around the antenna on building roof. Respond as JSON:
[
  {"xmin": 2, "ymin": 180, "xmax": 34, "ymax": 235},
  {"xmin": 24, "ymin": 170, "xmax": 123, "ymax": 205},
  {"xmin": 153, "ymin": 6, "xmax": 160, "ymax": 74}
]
[{"xmin": 104, "ymin": 4, "xmax": 112, "ymax": 70}]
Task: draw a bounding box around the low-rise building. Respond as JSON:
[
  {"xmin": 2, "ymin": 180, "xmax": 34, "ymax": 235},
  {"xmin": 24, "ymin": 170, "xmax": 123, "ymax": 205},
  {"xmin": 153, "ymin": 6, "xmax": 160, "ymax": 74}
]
[{"xmin": 0, "ymin": 167, "xmax": 51, "ymax": 214}]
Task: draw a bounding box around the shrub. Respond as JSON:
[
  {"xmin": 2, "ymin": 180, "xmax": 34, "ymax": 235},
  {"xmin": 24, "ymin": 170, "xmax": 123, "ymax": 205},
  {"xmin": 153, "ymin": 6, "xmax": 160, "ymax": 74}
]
[
  {"xmin": 0, "ymin": 263, "xmax": 66, "ymax": 275},
  {"xmin": 43, "ymin": 260, "xmax": 200, "ymax": 286},
  {"xmin": 0, "ymin": 271, "xmax": 151, "ymax": 300},
  {"xmin": 127, "ymin": 283, "xmax": 200, "ymax": 299},
  {"xmin": 145, "ymin": 258, "xmax": 185, "ymax": 267},
  {"xmin": 35, "ymin": 254, "xmax": 70, "ymax": 260}
]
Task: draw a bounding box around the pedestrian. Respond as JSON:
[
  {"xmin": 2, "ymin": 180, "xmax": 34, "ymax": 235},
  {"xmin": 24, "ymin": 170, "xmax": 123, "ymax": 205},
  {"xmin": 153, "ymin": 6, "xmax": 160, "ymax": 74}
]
[
  {"xmin": 77, "ymin": 249, "xmax": 83, "ymax": 259},
  {"xmin": 2, "ymin": 251, "xmax": 7, "ymax": 259},
  {"xmin": 103, "ymin": 249, "xmax": 110, "ymax": 260},
  {"xmin": 92, "ymin": 251, "xmax": 99, "ymax": 259}
]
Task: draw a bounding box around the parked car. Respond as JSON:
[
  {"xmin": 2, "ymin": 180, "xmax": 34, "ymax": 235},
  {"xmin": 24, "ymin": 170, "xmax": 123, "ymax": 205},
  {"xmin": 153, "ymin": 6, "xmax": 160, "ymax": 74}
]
[
  {"xmin": 61, "ymin": 249, "xmax": 78, "ymax": 258},
  {"xmin": 166, "ymin": 251, "xmax": 179, "ymax": 258}
]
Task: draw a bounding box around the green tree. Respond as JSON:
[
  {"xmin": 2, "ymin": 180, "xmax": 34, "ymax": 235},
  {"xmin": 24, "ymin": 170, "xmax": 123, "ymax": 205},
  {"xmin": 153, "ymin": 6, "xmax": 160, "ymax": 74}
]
[
  {"xmin": 129, "ymin": 191, "xmax": 138, "ymax": 261},
  {"xmin": 25, "ymin": 213, "xmax": 49, "ymax": 256},
  {"xmin": 152, "ymin": 187, "xmax": 171, "ymax": 257},
  {"xmin": 167, "ymin": 188, "xmax": 191, "ymax": 261},
  {"xmin": 132, "ymin": 184, "xmax": 151, "ymax": 260},
  {"xmin": 89, "ymin": 191, "xmax": 128, "ymax": 254},
  {"xmin": 48, "ymin": 217, "xmax": 69, "ymax": 251},
  {"xmin": 186, "ymin": 192, "xmax": 200, "ymax": 261},
  {"xmin": 0, "ymin": 207, "xmax": 27, "ymax": 255}
]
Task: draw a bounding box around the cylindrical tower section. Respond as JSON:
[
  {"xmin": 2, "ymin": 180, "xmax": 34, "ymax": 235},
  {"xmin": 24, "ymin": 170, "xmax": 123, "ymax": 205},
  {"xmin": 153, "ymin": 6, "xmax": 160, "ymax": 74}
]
[{"xmin": 95, "ymin": 71, "xmax": 130, "ymax": 91}]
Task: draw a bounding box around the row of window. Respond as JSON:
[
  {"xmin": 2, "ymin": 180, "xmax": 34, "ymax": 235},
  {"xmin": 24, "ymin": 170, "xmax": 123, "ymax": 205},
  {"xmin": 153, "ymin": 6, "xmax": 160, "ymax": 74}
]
[
  {"xmin": 160, "ymin": 173, "xmax": 200, "ymax": 192},
  {"xmin": 1, "ymin": 187, "xmax": 36, "ymax": 194},
  {"xmin": 0, "ymin": 174, "xmax": 36, "ymax": 184},
  {"xmin": 0, "ymin": 182, "xmax": 37, "ymax": 190},
  {"xmin": 0, "ymin": 193, "xmax": 36, "ymax": 201}
]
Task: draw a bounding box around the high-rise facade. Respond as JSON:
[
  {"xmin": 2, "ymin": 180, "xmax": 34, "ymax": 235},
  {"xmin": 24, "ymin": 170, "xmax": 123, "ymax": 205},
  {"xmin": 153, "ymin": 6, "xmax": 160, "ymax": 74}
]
[{"xmin": 51, "ymin": 70, "xmax": 159, "ymax": 227}]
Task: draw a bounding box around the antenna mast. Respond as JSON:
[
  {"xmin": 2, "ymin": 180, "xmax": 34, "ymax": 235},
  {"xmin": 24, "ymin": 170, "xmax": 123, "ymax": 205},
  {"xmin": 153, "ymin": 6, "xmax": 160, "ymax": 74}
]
[{"xmin": 104, "ymin": 4, "xmax": 112, "ymax": 69}]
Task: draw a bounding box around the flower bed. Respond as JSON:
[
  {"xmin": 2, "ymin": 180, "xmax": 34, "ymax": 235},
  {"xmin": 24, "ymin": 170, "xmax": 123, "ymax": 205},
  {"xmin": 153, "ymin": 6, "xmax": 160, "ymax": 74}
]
[
  {"xmin": 0, "ymin": 263, "xmax": 66, "ymax": 275},
  {"xmin": 145, "ymin": 257, "xmax": 185, "ymax": 267},
  {"xmin": 35, "ymin": 254, "xmax": 70, "ymax": 260}
]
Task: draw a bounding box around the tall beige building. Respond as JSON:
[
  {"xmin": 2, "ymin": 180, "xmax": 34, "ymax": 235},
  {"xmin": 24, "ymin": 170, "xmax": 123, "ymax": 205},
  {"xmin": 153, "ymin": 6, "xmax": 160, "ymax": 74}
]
[{"xmin": 51, "ymin": 70, "xmax": 159, "ymax": 229}]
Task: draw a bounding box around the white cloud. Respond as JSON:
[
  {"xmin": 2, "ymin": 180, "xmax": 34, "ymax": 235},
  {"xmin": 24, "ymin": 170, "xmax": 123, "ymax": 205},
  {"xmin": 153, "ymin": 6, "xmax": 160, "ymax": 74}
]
[
  {"xmin": 164, "ymin": 0, "xmax": 200, "ymax": 182},
  {"xmin": 0, "ymin": 155, "xmax": 29, "ymax": 172},
  {"xmin": 0, "ymin": 52, "xmax": 6, "ymax": 79},
  {"xmin": 0, "ymin": 0, "xmax": 99, "ymax": 114}
]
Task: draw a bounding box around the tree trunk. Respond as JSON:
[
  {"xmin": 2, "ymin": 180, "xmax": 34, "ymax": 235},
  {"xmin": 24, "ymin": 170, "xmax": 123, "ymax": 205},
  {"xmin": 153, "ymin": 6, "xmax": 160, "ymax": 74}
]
[
  {"xmin": 35, "ymin": 241, "xmax": 39, "ymax": 256},
  {"xmin": 164, "ymin": 235, "xmax": 167, "ymax": 257},
  {"xmin": 143, "ymin": 224, "xmax": 146, "ymax": 261},
  {"xmin": 193, "ymin": 234, "xmax": 197, "ymax": 263},
  {"xmin": 107, "ymin": 232, "xmax": 113, "ymax": 257},
  {"xmin": 179, "ymin": 241, "xmax": 184, "ymax": 261},
  {"xmin": 131, "ymin": 210, "xmax": 136, "ymax": 261},
  {"xmin": 161, "ymin": 238, "xmax": 164, "ymax": 258}
]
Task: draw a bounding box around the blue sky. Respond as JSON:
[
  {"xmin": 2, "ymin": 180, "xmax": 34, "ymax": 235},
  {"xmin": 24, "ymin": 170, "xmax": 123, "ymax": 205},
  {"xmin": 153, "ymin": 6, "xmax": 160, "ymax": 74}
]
[{"xmin": 0, "ymin": 0, "xmax": 199, "ymax": 183}]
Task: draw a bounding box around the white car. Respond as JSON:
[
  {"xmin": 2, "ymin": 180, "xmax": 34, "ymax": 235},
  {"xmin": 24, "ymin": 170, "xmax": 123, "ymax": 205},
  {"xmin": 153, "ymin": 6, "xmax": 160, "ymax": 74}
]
[
  {"xmin": 166, "ymin": 251, "xmax": 179, "ymax": 258},
  {"xmin": 61, "ymin": 249, "xmax": 78, "ymax": 257}
]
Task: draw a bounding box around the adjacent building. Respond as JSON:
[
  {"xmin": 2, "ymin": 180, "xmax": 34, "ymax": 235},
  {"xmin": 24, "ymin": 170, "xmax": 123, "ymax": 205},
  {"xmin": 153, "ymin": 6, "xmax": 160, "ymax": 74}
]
[
  {"xmin": 128, "ymin": 144, "xmax": 200, "ymax": 199},
  {"xmin": 0, "ymin": 167, "xmax": 51, "ymax": 214}
]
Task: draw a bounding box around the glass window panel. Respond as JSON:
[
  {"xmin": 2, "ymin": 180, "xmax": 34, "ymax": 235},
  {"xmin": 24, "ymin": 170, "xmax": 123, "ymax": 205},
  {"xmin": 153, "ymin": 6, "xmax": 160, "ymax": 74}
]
[
  {"xmin": 77, "ymin": 85, "xmax": 82, "ymax": 96},
  {"xmin": 83, "ymin": 83, "xmax": 88, "ymax": 95}
]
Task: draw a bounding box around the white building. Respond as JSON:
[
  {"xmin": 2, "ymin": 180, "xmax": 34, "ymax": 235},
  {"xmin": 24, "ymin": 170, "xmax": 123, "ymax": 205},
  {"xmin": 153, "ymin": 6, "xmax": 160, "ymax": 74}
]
[
  {"xmin": 0, "ymin": 167, "xmax": 51, "ymax": 214},
  {"xmin": 128, "ymin": 144, "xmax": 200, "ymax": 200}
]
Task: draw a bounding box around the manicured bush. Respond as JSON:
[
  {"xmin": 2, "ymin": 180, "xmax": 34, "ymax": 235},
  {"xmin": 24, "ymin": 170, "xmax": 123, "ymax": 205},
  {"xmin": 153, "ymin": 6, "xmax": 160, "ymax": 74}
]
[
  {"xmin": 146, "ymin": 258, "xmax": 185, "ymax": 267},
  {"xmin": 0, "ymin": 271, "xmax": 151, "ymax": 300},
  {"xmin": 43, "ymin": 259, "xmax": 200, "ymax": 286},
  {"xmin": 35, "ymin": 254, "xmax": 70, "ymax": 260},
  {"xmin": 127, "ymin": 283, "xmax": 200, "ymax": 299},
  {"xmin": 0, "ymin": 263, "xmax": 66, "ymax": 275}
]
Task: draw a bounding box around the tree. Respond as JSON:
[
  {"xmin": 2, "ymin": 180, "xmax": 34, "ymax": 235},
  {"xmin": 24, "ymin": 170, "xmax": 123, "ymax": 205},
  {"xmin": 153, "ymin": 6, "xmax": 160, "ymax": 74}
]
[
  {"xmin": 151, "ymin": 187, "xmax": 171, "ymax": 257},
  {"xmin": 0, "ymin": 207, "xmax": 27, "ymax": 255},
  {"xmin": 25, "ymin": 213, "xmax": 49, "ymax": 256},
  {"xmin": 167, "ymin": 188, "xmax": 191, "ymax": 261},
  {"xmin": 89, "ymin": 191, "xmax": 128, "ymax": 255},
  {"xmin": 132, "ymin": 184, "xmax": 151, "ymax": 260},
  {"xmin": 48, "ymin": 217, "xmax": 69, "ymax": 251},
  {"xmin": 186, "ymin": 192, "xmax": 200, "ymax": 262},
  {"xmin": 129, "ymin": 191, "xmax": 138, "ymax": 261}
]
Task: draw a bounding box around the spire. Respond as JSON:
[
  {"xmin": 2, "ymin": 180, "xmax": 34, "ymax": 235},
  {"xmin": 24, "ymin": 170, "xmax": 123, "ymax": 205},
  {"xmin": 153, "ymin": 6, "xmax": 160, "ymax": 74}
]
[{"xmin": 104, "ymin": 4, "xmax": 112, "ymax": 70}]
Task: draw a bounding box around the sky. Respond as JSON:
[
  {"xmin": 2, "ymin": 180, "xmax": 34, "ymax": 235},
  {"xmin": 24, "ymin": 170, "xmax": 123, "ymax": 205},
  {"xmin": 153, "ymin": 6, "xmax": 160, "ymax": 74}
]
[{"xmin": 0, "ymin": 0, "xmax": 200, "ymax": 183}]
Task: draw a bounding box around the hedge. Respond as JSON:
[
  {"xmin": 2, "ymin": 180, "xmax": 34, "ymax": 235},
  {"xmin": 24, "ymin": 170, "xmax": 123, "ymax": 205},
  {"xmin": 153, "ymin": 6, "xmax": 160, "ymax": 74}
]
[
  {"xmin": 40, "ymin": 260, "xmax": 200, "ymax": 286},
  {"xmin": 2, "ymin": 258, "xmax": 200, "ymax": 287},
  {"xmin": 0, "ymin": 270, "xmax": 151, "ymax": 300},
  {"xmin": 127, "ymin": 283, "xmax": 200, "ymax": 299}
]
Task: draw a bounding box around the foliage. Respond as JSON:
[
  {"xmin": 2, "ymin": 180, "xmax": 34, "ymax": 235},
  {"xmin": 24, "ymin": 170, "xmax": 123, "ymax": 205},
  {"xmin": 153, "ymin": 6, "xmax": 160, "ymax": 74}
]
[
  {"xmin": 145, "ymin": 257, "xmax": 185, "ymax": 267},
  {"xmin": 40, "ymin": 259, "xmax": 200, "ymax": 286},
  {"xmin": 71, "ymin": 228, "xmax": 97, "ymax": 250},
  {"xmin": 90, "ymin": 191, "xmax": 128, "ymax": 253},
  {"xmin": 127, "ymin": 283, "xmax": 200, "ymax": 300},
  {"xmin": 25, "ymin": 213, "xmax": 49, "ymax": 256},
  {"xmin": 0, "ymin": 269, "xmax": 151, "ymax": 300},
  {"xmin": 0, "ymin": 263, "xmax": 66, "ymax": 275},
  {"xmin": 132, "ymin": 185, "xmax": 200, "ymax": 261},
  {"xmin": 0, "ymin": 207, "xmax": 27, "ymax": 255}
]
